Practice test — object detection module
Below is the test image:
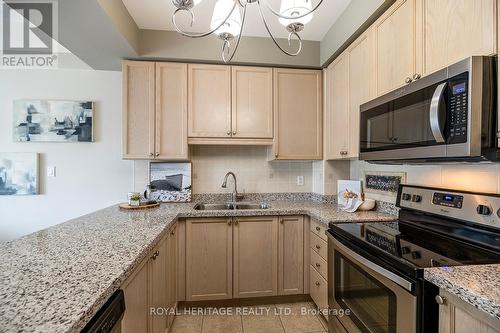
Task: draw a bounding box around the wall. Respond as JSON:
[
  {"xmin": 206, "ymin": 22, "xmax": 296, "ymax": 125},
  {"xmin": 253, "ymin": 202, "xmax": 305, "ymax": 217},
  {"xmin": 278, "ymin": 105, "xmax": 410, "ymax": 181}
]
[
  {"xmin": 351, "ymin": 161, "xmax": 500, "ymax": 203},
  {"xmin": 133, "ymin": 146, "xmax": 314, "ymax": 195},
  {"xmin": 0, "ymin": 69, "xmax": 132, "ymax": 241}
]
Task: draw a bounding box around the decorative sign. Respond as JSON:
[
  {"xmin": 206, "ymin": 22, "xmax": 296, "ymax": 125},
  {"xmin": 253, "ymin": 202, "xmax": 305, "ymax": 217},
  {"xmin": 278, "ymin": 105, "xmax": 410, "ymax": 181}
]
[{"xmin": 364, "ymin": 172, "xmax": 406, "ymax": 195}]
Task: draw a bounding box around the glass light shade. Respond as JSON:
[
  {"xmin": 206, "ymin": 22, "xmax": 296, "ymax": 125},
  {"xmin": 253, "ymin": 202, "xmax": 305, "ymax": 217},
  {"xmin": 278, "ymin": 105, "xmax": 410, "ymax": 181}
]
[
  {"xmin": 193, "ymin": 0, "xmax": 203, "ymax": 5},
  {"xmin": 210, "ymin": 0, "xmax": 241, "ymax": 38},
  {"xmin": 278, "ymin": 0, "xmax": 313, "ymax": 27}
]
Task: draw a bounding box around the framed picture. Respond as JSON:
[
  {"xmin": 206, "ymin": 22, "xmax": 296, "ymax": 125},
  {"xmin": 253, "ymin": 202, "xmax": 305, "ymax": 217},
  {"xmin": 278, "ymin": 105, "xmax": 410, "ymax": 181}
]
[
  {"xmin": 0, "ymin": 153, "xmax": 39, "ymax": 196},
  {"xmin": 149, "ymin": 162, "xmax": 192, "ymax": 203},
  {"xmin": 13, "ymin": 100, "xmax": 94, "ymax": 142},
  {"xmin": 364, "ymin": 171, "xmax": 407, "ymax": 196}
]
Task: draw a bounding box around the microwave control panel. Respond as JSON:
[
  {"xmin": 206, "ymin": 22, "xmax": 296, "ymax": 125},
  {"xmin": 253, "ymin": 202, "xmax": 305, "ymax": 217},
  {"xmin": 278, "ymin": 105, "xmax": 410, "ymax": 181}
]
[{"xmin": 446, "ymin": 75, "xmax": 469, "ymax": 145}]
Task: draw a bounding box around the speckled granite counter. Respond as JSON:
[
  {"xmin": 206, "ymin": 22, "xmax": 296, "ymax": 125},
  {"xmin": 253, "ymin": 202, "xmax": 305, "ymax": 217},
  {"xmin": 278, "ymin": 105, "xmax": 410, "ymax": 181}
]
[
  {"xmin": 0, "ymin": 200, "xmax": 395, "ymax": 333},
  {"xmin": 424, "ymin": 265, "xmax": 500, "ymax": 320}
]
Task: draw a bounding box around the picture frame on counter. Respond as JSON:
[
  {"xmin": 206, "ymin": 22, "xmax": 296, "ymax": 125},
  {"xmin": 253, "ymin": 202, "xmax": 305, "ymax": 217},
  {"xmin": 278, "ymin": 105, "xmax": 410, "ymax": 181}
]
[
  {"xmin": 148, "ymin": 162, "xmax": 192, "ymax": 203},
  {"xmin": 363, "ymin": 171, "xmax": 407, "ymax": 197}
]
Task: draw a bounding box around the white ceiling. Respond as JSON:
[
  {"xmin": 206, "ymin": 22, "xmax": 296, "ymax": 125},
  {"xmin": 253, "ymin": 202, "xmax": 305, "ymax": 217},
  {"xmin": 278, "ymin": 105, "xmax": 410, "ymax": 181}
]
[{"xmin": 122, "ymin": 0, "xmax": 351, "ymax": 41}]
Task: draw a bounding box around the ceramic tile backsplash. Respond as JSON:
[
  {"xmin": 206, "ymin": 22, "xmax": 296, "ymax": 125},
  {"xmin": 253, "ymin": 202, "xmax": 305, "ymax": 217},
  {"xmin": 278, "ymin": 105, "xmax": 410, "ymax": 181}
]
[
  {"xmin": 313, "ymin": 160, "xmax": 350, "ymax": 195},
  {"xmin": 351, "ymin": 160, "xmax": 500, "ymax": 203},
  {"xmin": 134, "ymin": 146, "xmax": 313, "ymax": 194}
]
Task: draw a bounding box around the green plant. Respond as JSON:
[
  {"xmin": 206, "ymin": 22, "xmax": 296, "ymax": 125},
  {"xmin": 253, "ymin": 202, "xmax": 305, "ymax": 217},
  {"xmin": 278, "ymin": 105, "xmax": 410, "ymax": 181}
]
[{"xmin": 130, "ymin": 194, "xmax": 140, "ymax": 201}]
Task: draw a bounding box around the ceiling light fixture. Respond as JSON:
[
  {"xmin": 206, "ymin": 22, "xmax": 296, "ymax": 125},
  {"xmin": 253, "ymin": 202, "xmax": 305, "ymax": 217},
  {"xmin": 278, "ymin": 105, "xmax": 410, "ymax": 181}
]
[{"xmin": 171, "ymin": 0, "xmax": 323, "ymax": 63}]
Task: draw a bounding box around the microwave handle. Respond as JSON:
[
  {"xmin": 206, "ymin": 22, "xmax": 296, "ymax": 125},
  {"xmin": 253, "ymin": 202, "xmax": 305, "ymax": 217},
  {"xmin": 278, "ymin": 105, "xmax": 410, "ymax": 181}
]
[{"xmin": 429, "ymin": 82, "xmax": 447, "ymax": 143}]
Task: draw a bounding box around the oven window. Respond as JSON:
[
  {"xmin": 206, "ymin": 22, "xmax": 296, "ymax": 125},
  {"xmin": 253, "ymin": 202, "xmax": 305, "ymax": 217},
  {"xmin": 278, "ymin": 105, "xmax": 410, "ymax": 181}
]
[
  {"xmin": 360, "ymin": 83, "xmax": 446, "ymax": 152},
  {"xmin": 335, "ymin": 252, "xmax": 396, "ymax": 333}
]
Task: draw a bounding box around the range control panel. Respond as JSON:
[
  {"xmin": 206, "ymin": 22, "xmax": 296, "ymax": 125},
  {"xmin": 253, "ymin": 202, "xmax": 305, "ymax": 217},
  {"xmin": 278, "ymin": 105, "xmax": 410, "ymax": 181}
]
[{"xmin": 398, "ymin": 185, "xmax": 500, "ymax": 229}]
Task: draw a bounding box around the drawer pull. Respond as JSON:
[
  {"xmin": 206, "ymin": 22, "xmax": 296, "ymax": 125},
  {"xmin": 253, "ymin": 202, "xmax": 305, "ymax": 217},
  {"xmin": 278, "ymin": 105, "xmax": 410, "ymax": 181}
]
[
  {"xmin": 315, "ymin": 245, "xmax": 321, "ymax": 250},
  {"xmin": 315, "ymin": 226, "xmax": 321, "ymax": 231},
  {"xmin": 315, "ymin": 281, "xmax": 321, "ymax": 286},
  {"xmin": 435, "ymin": 295, "xmax": 447, "ymax": 305},
  {"xmin": 151, "ymin": 250, "xmax": 160, "ymax": 260},
  {"xmin": 315, "ymin": 262, "xmax": 321, "ymax": 268}
]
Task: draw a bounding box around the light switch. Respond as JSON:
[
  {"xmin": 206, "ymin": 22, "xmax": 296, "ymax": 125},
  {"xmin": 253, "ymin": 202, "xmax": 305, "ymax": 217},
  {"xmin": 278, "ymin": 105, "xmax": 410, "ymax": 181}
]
[
  {"xmin": 47, "ymin": 166, "xmax": 56, "ymax": 178},
  {"xmin": 297, "ymin": 176, "xmax": 304, "ymax": 186}
]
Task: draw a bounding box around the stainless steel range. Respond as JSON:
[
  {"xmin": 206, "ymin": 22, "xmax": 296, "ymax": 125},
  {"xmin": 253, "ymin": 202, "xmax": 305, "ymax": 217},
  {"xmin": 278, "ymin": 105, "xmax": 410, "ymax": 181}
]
[{"xmin": 327, "ymin": 185, "xmax": 500, "ymax": 333}]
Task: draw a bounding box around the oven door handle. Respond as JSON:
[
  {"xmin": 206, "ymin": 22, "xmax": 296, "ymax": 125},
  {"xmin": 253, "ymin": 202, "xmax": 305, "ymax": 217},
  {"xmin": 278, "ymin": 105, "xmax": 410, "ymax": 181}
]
[
  {"xmin": 429, "ymin": 82, "xmax": 447, "ymax": 143},
  {"xmin": 330, "ymin": 235, "xmax": 415, "ymax": 293}
]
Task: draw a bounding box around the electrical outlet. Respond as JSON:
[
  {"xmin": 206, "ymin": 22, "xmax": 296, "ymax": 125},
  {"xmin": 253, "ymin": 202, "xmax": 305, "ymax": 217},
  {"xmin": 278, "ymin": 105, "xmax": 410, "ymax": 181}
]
[
  {"xmin": 47, "ymin": 166, "xmax": 56, "ymax": 178},
  {"xmin": 297, "ymin": 176, "xmax": 304, "ymax": 186}
]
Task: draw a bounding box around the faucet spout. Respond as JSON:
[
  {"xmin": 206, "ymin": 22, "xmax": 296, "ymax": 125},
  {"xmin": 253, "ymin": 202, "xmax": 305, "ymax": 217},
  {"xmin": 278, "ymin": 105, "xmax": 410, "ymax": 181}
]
[{"xmin": 221, "ymin": 172, "xmax": 239, "ymax": 202}]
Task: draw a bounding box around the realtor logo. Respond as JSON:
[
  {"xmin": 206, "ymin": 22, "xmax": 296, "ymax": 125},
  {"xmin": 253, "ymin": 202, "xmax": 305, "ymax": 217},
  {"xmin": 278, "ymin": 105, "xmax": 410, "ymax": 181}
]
[{"xmin": 1, "ymin": 0, "xmax": 58, "ymax": 67}]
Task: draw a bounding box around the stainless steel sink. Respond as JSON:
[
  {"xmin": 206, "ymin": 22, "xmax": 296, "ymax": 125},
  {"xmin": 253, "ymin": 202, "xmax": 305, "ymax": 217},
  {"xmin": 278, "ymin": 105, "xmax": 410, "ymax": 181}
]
[{"xmin": 194, "ymin": 202, "xmax": 271, "ymax": 211}]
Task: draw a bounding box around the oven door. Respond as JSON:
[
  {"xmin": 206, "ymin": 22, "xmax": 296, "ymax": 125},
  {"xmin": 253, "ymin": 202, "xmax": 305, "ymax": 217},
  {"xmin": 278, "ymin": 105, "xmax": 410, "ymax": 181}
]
[
  {"xmin": 328, "ymin": 235, "xmax": 417, "ymax": 333},
  {"xmin": 359, "ymin": 68, "xmax": 450, "ymax": 161}
]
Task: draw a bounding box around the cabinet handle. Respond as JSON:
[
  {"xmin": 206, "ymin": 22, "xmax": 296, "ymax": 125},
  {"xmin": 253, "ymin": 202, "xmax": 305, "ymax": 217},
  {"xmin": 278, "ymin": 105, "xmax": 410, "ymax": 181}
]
[
  {"xmin": 235, "ymin": 220, "xmax": 239, "ymax": 226},
  {"xmin": 232, "ymin": 131, "xmax": 236, "ymax": 135},
  {"xmin": 155, "ymin": 153, "xmax": 159, "ymax": 157},
  {"xmin": 280, "ymin": 219, "xmax": 284, "ymax": 224},
  {"xmin": 315, "ymin": 262, "xmax": 321, "ymax": 268},
  {"xmin": 315, "ymin": 226, "xmax": 321, "ymax": 231},
  {"xmin": 405, "ymin": 77, "xmax": 413, "ymax": 84},
  {"xmin": 227, "ymin": 131, "xmax": 231, "ymax": 136},
  {"xmin": 149, "ymin": 153, "xmax": 154, "ymax": 157},
  {"xmin": 315, "ymin": 244, "xmax": 321, "ymax": 250},
  {"xmin": 413, "ymin": 73, "xmax": 421, "ymax": 80},
  {"xmin": 435, "ymin": 295, "xmax": 446, "ymax": 305},
  {"xmin": 228, "ymin": 220, "xmax": 232, "ymax": 225},
  {"xmin": 315, "ymin": 281, "xmax": 321, "ymax": 286},
  {"xmin": 275, "ymin": 153, "xmax": 279, "ymax": 158},
  {"xmin": 171, "ymin": 230, "xmax": 175, "ymax": 235},
  {"xmin": 151, "ymin": 250, "xmax": 160, "ymax": 260}
]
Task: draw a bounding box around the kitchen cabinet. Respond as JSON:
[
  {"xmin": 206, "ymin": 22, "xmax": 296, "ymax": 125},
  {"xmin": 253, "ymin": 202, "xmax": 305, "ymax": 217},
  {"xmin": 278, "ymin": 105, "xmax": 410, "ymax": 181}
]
[
  {"xmin": 309, "ymin": 219, "xmax": 328, "ymax": 313},
  {"xmin": 309, "ymin": 263, "xmax": 328, "ymax": 311},
  {"xmin": 420, "ymin": 0, "xmax": 497, "ymax": 76},
  {"xmin": 272, "ymin": 68, "xmax": 322, "ymax": 160},
  {"xmin": 188, "ymin": 64, "xmax": 232, "ymax": 139},
  {"xmin": 438, "ymin": 290, "xmax": 500, "ymax": 333},
  {"xmin": 155, "ymin": 63, "xmax": 189, "ymax": 160},
  {"xmin": 278, "ymin": 216, "xmax": 304, "ymax": 295},
  {"xmin": 122, "ymin": 61, "xmax": 155, "ymax": 159},
  {"xmin": 121, "ymin": 225, "xmax": 177, "ymax": 333},
  {"xmin": 185, "ymin": 217, "xmax": 233, "ymax": 301},
  {"xmin": 372, "ymin": 0, "xmax": 420, "ymax": 96},
  {"xmin": 122, "ymin": 61, "xmax": 188, "ymax": 160},
  {"xmin": 231, "ymin": 66, "xmax": 273, "ymax": 139},
  {"xmin": 233, "ymin": 216, "xmax": 278, "ymax": 298}
]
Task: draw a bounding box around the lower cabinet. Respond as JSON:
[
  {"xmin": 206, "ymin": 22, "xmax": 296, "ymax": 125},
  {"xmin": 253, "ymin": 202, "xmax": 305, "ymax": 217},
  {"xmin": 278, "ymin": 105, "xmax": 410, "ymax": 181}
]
[
  {"xmin": 438, "ymin": 290, "xmax": 500, "ymax": 333},
  {"xmin": 309, "ymin": 219, "xmax": 328, "ymax": 315},
  {"xmin": 184, "ymin": 215, "xmax": 305, "ymax": 301},
  {"xmin": 121, "ymin": 225, "xmax": 177, "ymax": 333}
]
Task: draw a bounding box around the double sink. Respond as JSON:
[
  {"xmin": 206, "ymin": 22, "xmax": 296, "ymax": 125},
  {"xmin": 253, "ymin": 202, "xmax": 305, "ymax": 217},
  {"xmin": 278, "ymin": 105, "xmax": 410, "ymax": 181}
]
[{"xmin": 194, "ymin": 202, "xmax": 271, "ymax": 211}]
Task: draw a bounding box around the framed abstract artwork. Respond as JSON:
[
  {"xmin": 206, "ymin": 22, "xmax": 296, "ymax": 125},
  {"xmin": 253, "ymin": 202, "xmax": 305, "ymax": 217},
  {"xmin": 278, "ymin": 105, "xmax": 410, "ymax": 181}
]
[{"xmin": 0, "ymin": 153, "xmax": 39, "ymax": 196}]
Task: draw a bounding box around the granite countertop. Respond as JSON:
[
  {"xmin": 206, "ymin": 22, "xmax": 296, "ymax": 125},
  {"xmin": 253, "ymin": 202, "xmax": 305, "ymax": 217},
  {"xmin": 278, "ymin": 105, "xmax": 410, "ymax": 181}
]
[
  {"xmin": 0, "ymin": 200, "xmax": 395, "ymax": 333},
  {"xmin": 424, "ymin": 265, "xmax": 500, "ymax": 320}
]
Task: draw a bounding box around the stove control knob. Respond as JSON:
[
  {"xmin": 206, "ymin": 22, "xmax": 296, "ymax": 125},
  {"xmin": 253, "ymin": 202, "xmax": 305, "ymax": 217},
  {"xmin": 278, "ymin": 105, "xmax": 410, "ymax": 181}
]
[
  {"xmin": 402, "ymin": 193, "xmax": 411, "ymax": 201},
  {"xmin": 497, "ymin": 208, "xmax": 500, "ymax": 218},
  {"xmin": 411, "ymin": 251, "xmax": 421, "ymax": 260},
  {"xmin": 411, "ymin": 195, "xmax": 422, "ymax": 203},
  {"xmin": 476, "ymin": 205, "xmax": 492, "ymax": 216}
]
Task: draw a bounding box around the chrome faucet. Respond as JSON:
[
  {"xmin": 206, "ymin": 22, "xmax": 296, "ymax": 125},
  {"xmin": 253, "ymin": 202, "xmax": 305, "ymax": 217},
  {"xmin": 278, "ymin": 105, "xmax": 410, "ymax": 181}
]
[{"xmin": 221, "ymin": 172, "xmax": 240, "ymax": 202}]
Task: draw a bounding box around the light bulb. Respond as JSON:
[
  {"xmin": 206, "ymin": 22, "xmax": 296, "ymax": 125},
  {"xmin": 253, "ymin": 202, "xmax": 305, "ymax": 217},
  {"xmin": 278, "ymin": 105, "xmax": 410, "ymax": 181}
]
[
  {"xmin": 210, "ymin": 0, "xmax": 241, "ymax": 39},
  {"xmin": 279, "ymin": 0, "xmax": 313, "ymax": 28}
]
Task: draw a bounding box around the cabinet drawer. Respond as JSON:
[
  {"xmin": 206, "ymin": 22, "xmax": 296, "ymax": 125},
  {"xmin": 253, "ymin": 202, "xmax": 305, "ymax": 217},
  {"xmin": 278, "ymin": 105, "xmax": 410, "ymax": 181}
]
[
  {"xmin": 310, "ymin": 248, "xmax": 327, "ymax": 281},
  {"xmin": 310, "ymin": 219, "xmax": 327, "ymax": 241},
  {"xmin": 310, "ymin": 232, "xmax": 327, "ymax": 260},
  {"xmin": 310, "ymin": 265, "xmax": 328, "ymax": 310}
]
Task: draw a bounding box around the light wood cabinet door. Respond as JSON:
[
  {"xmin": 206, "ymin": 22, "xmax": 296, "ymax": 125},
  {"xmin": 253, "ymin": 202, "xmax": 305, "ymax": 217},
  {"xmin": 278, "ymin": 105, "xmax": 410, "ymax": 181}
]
[
  {"xmin": 166, "ymin": 226, "xmax": 177, "ymax": 329},
  {"xmin": 233, "ymin": 216, "xmax": 278, "ymax": 298},
  {"xmin": 347, "ymin": 32, "xmax": 374, "ymax": 159},
  {"xmin": 185, "ymin": 218, "xmax": 233, "ymax": 301},
  {"xmin": 324, "ymin": 55, "xmax": 349, "ymax": 160},
  {"xmin": 273, "ymin": 68, "xmax": 322, "ymax": 160},
  {"xmin": 188, "ymin": 64, "xmax": 231, "ymax": 138},
  {"xmin": 149, "ymin": 237, "xmax": 169, "ymax": 333},
  {"xmin": 278, "ymin": 216, "xmax": 304, "ymax": 295},
  {"xmin": 155, "ymin": 63, "xmax": 188, "ymax": 160},
  {"xmin": 231, "ymin": 66, "xmax": 273, "ymax": 139},
  {"xmin": 122, "ymin": 61, "xmax": 155, "ymax": 159},
  {"xmin": 438, "ymin": 290, "xmax": 500, "ymax": 333},
  {"xmin": 121, "ymin": 260, "xmax": 149, "ymax": 333},
  {"xmin": 420, "ymin": 0, "xmax": 497, "ymax": 76},
  {"xmin": 372, "ymin": 0, "xmax": 420, "ymax": 96}
]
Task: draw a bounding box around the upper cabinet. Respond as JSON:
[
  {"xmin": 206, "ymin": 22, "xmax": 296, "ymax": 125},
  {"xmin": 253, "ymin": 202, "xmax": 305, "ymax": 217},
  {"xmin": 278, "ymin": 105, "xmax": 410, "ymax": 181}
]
[
  {"xmin": 122, "ymin": 61, "xmax": 188, "ymax": 160},
  {"xmin": 272, "ymin": 68, "xmax": 322, "ymax": 160},
  {"xmin": 122, "ymin": 61, "xmax": 155, "ymax": 159},
  {"xmin": 420, "ymin": 0, "xmax": 497, "ymax": 76},
  {"xmin": 372, "ymin": 0, "xmax": 420, "ymax": 96},
  {"xmin": 188, "ymin": 64, "xmax": 232, "ymax": 139},
  {"xmin": 231, "ymin": 66, "xmax": 274, "ymax": 139}
]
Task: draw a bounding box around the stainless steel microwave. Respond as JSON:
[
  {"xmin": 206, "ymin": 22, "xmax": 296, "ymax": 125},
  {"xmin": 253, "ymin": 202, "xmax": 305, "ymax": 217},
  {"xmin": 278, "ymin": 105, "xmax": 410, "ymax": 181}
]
[{"xmin": 359, "ymin": 56, "xmax": 498, "ymax": 163}]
